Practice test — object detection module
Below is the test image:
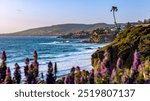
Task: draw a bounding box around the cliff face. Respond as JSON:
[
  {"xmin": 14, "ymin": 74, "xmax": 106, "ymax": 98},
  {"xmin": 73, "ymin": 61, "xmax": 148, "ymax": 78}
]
[{"xmin": 91, "ymin": 25, "xmax": 150, "ymax": 68}]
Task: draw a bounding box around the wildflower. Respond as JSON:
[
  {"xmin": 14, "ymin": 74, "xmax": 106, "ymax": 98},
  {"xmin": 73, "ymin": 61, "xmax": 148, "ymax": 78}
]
[
  {"xmin": 1, "ymin": 51, "xmax": 7, "ymax": 81},
  {"xmin": 14, "ymin": 63, "xmax": 21, "ymax": 84},
  {"xmin": 110, "ymin": 68, "xmax": 117, "ymax": 83},
  {"xmin": 46, "ymin": 73, "xmax": 55, "ymax": 84},
  {"xmin": 26, "ymin": 64, "xmax": 34, "ymax": 84},
  {"xmin": 103, "ymin": 50, "xmax": 110, "ymax": 62},
  {"xmin": 121, "ymin": 69, "xmax": 130, "ymax": 84},
  {"xmin": 24, "ymin": 58, "xmax": 30, "ymax": 76},
  {"xmin": 74, "ymin": 74, "xmax": 80, "ymax": 84},
  {"xmin": 116, "ymin": 57, "xmax": 123, "ymax": 68},
  {"xmin": 32, "ymin": 51, "xmax": 39, "ymax": 77},
  {"xmin": 80, "ymin": 70, "xmax": 88, "ymax": 84},
  {"xmin": 70, "ymin": 67, "xmax": 75, "ymax": 73},
  {"xmin": 48, "ymin": 61, "xmax": 53, "ymax": 74},
  {"xmin": 80, "ymin": 76, "xmax": 86, "ymax": 84},
  {"xmin": 144, "ymin": 61, "xmax": 150, "ymax": 77},
  {"xmin": 4, "ymin": 67, "xmax": 12, "ymax": 84},
  {"xmin": 46, "ymin": 62, "xmax": 55, "ymax": 84},
  {"xmin": 95, "ymin": 72, "xmax": 103, "ymax": 84},
  {"xmin": 33, "ymin": 50, "xmax": 38, "ymax": 61},
  {"xmin": 102, "ymin": 50, "xmax": 112, "ymax": 75},
  {"xmin": 132, "ymin": 50, "xmax": 141, "ymax": 71},
  {"xmin": 70, "ymin": 67, "xmax": 75, "ymax": 84},
  {"xmin": 136, "ymin": 64, "xmax": 144, "ymax": 83},
  {"xmin": 1, "ymin": 51, "xmax": 7, "ymax": 61},
  {"xmin": 89, "ymin": 69, "xmax": 94, "ymax": 84}
]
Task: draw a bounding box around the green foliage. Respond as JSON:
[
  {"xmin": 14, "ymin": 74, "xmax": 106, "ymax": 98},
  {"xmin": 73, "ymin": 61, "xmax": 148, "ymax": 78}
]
[{"xmin": 92, "ymin": 25, "xmax": 150, "ymax": 68}]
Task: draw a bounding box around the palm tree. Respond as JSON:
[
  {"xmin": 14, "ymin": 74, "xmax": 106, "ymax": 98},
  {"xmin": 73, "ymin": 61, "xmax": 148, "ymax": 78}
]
[{"xmin": 111, "ymin": 6, "xmax": 119, "ymax": 30}]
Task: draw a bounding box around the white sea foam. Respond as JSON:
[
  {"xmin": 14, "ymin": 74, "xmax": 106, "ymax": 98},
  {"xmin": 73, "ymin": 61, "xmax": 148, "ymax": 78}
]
[{"xmin": 39, "ymin": 41, "xmax": 63, "ymax": 45}]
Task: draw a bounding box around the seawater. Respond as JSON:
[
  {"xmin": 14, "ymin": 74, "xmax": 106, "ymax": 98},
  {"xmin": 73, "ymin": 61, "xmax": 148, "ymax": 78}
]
[{"xmin": 0, "ymin": 36, "xmax": 108, "ymax": 78}]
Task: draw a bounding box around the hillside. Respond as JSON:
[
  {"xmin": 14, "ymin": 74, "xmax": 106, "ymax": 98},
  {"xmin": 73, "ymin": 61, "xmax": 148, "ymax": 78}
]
[
  {"xmin": 92, "ymin": 24, "xmax": 150, "ymax": 68},
  {"xmin": 4, "ymin": 23, "xmax": 113, "ymax": 36}
]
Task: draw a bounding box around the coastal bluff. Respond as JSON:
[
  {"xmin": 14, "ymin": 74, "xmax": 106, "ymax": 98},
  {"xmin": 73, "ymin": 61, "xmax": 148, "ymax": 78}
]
[{"xmin": 91, "ymin": 24, "xmax": 150, "ymax": 68}]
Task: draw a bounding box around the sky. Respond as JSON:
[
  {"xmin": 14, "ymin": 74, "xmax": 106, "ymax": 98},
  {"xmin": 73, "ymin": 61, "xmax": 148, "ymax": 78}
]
[{"xmin": 0, "ymin": 0, "xmax": 150, "ymax": 33}]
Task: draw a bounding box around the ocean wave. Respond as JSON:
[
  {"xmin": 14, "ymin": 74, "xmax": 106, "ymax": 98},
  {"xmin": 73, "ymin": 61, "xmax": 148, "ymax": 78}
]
[
  {"xmin": 39, "ymin": 40, "xmax": 72, "ymax": 45},
  {"xmin": 39, "ymin": 41, "xmax": 63, "ymax": 45}
]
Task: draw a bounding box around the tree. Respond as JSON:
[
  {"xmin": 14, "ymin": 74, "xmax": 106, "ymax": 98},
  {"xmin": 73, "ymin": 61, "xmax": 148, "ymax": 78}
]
[
  {"xmin": 126, "ymin": 22, "xmax": 132, "ymax": 29},
  {"xmin": 111, "ymin": 6, "xmax": 119, "ymax": 30},
  {"xmin": 137, "ymin": 20, "xmax": 143, "ymax": 25}
]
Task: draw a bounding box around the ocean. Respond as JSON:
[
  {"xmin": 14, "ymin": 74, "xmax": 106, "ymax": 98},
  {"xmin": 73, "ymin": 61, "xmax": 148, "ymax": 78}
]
[{"xmin": 0, "ymin": 36, "xmax": 108, "ymax": 78}]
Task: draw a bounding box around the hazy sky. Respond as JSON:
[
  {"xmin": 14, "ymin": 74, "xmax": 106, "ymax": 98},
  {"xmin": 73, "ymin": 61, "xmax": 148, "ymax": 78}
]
[{"xmin": 0, "ymin": 0, "xmax": 149, "ymax": 33}]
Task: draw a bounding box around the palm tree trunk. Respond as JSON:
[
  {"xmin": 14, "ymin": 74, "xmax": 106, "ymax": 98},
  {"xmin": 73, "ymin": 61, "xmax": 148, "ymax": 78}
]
[{"xmin": 113, "ymin": 11, "xmax": 117, "ymax": 28}]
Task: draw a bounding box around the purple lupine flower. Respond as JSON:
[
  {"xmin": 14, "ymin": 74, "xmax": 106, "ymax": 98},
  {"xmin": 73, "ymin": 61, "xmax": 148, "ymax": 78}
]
[
  {"xmin": 24, "ymin": 57, "xmax": 30, "ymax": 65},
  {"xmin": 1, "ymin": 51, "xmax": 7, "ymax": 61},
  {"xmin": 80, "ymin": 76, "xmax": 86, "ymax": 84},
  {"xmin": 46, "ymin": 62, "xmax": 55, "ymax": 84},
  {"xmin": 132, "ymin": 50, "xmax": 141, "ymax": 71},
  {"xmin": 1, "ymin": 51, "xmax": 7, "ymax": 81},
  {"xmin": 14, "ymin": 63, "xmax": 20, "ymax": 69},
  {"xmin": 4, "ymin": 67, "xmax": 12, "ymax": 84},
  {"xmin": 80, "ymin": 70, "xmax": 88, "ymax": 84},
  {"xmin": 48, "ymin": 61, "xmax": 53, "ymax": 68},
  {"xmin": 24, "ymin": 58, "xmax": 30, "ymax": 77},
  {"xmin": 81, "ymin": 70, "xmax": 86, "ymax": 76},
  {"xmin": 74, "ymin": 75, "xmax": 80, "ymax": 84},
  {"xmin": 89, "ymin": 69, "xmax": 94, "ymax": 84},
  {"xmin": 64, "ymin": 74, "xmax": 70, "ymax": 84},
  {"xmin": 48, "ymin": 61, "xmax": 53, "ymax": 73},
  {"xmin": 121, "ymin": 73, "xmax": 127, "ymax": 83},
  {"xmin": 14, "ymin": 63, "xmax": 21, "ymax": 84},
  {"xmin": 111, "ymin": 69, "xmax": 116, "ymax": 78},
  {"xmin": 95, "ymin": 71, "xmax": 103, "ymax": 84},
  {"xmin": 90, "ymin": 69, "xmax": 94, "ymax": 74},
  {"xmin": 74, "ymin": 67, "xmax": 81, "ymax": 84},
  {"xmin": 116, "ymin": 57, "xmax": 123, "ymax": 68},
  {"xmin": 33, "ymin": 50, "xmax": 38, "ymax": 61},
  {"xmin": 6, "ymin": 67, "xmax": 11, "ymax": 75},
  {"xmin": 100, "ymin": 67, "xmax": 107, "ymax": 74},
  {"xmin": 86, "ymin": 70, "xmax": 89, "ymax": 77},
  {"xmin": 96, "ymin": 71, "xmax": 101, "ymax": 78},
  {"xmin": 32, "ymin": 59, "xmax": 39, "ymax": 78},
  {"xmin": 31, "ymin": 78, "xmax": 37, "ymax": 84},
  {"xmin": 100, "ymin": 60, "xmax": 107, "ymax": 74},
  {"xmin": 70, "ymin": 67, "xmax": 75, "ymax": 73},
  {"xmin": 69, "ymin": 67, "xmax": 75, "ymax": 84},
  {"xmin": 29, "ymin": 64, "xmax": 34, "ymax": 70},
  {"xmin": 76, "ymin": 66, "xmax": 80, "ymax": 71},
  {"xmin": 104, "ymin": 50, "xmax": 110, "ymax": 59}
]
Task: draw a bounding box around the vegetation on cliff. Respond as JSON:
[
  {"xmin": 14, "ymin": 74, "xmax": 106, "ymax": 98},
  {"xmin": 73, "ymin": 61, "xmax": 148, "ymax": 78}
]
[
  {"xmin": 58, "ymin": 31, "xmax": 91, "ymax": 39},
  {"xmin": 87, "ymin": 28, "xmax": 117, "ymax": 43},
  {"xmin": 92, "ymin": 24, "xmax": 150, "ymax": 68}
]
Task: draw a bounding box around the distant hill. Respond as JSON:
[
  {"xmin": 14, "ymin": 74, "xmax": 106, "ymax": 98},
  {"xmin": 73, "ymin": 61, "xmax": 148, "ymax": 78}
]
[{"xmin": 4, "ymin": 23, "xmax": 114, "ymax": 36}]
